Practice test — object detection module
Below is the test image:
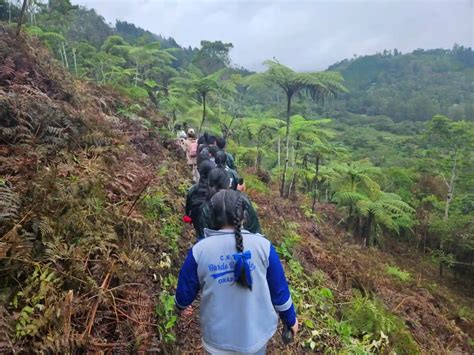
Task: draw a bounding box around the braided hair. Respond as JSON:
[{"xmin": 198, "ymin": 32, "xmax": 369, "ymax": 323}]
[{"xmin": 210, "ymin": 190, "xmax": 252, "ymax": 289}]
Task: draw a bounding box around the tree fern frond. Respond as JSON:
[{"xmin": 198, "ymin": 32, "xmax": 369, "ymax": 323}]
[{"xmin": 334, "ymin": 191, "xmax": 369, "ymax": 205}]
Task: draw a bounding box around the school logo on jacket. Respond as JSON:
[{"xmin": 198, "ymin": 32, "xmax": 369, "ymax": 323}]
[{"xmin": 208, "ymin": 251, "xmax": 255, "ymax": 285}]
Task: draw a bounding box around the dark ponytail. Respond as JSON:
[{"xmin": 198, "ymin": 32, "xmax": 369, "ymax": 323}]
[
  {"xmin": 210, "ymin": 190, "xmax": 252, "ymax": 290},
  {"xmin": 215, "ymin": 150, "xmax": 228, "ymax": 169},
  {"xmin": 207, "ymin": 168, "xmax": 230, "ymax": 200}
]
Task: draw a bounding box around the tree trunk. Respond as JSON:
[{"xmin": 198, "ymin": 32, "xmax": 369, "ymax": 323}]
[
  {"xmin": 311, "ymin": 155, "xmax": 321, "ymax": 212},
  {"xmin": 348, "ymin": 176, "xmax": 355, "ymax": 218},
  {"xmin": 59, "ymin": 46, "xmax": 65, "ymax": 67},
  {"xmin": 360, "ymin": 213, "xmax": 373, "ymax": 246},
  {"xmin": 255, "ymin": 134, "xmax": 260, "ymax": 169},
  {"xmin": 62, "ymin": 42, "xmax": 69, "ymax": 69},
  {"xmin": 72, "ymin": 47, "xmax": 78, "ymax": 75},
  {"xmin": 444, "ymin": 149, "xmax": 457, "ymax": 221},
  {"xmin": 280, "ymin": 92, "xmax": 292, "ymax": 197},
  {"xmin": 277, "ymin": 135, "xmax": 281, "ymax": 168},
  {"xmin": 16, "ymin": 0, "xmax": 28, "ymax": 36},
  {"xmin": 288, "ymin": 145, "xmax": 297, "ymax": 197},
  {"xmin": 198, "ymin": 93, "xmax": 207, "ymax": 133},
  {"xmin": 225, "ymin": 114, "xmax": 237, "ymax": 139},
  {"xmin": 134, "ymin": 61, "xmax": 139, "ymax": 86}
]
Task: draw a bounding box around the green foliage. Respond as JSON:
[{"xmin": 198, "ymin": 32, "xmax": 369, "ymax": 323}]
[
  {"xmin": 342, "ymin": 292, "xmax": 419, "ymax": 354},
  {"xmin": 241, "ymin": 173, "xmax": 269, "ymax": 194},
  {"xmin": 274, "ymin": 223, "xmax": 419, "ymax": 353},
  {"xmin": 457, "ymin": 306, "xmax": 473, "ymax": 321},
  {"xmin": 122, "ymin": 86, "xmax": 149, "ymax": 101},
  {"xmin": 141, "ymin": 192, "xmax": 171, "ymax": 220},
  {"xmin": 275, "ymin": 222, "xmax": 301, "ymax": 260},
  {"xmin": 12, "ymin": 266, "xmax": 62, "ymax": 339},
  {"xmin": 385, "ymin": 266, "xmax": 411, "ymax": 282},
  {"xmin": 155, "ymin": 275, "xmax": 178, "ymax": 343},
  {"xmin": 4, "ymin": 3, "xmax": 473, "ymax": 351}
]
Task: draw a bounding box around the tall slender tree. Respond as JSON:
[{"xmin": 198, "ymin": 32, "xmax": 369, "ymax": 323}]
[
  {"xmin": 260, "ymin": 60, "xmax": 348, "ymax": 197},
  {"xmin": 16, "ymin": 0, "xmax": 28, "ymax": 36},
  {"xmin": 174, "ymin": 66, "xmax": 228, "ymax": 132}
]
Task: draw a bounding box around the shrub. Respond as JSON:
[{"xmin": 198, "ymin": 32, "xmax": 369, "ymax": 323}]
[
  {"xmin": 343, "ymin": 292, "xmax": 419, "ymax": 354},
  {"xmin": 385, "ymin": 265, "xmax": 411, "ymax": 282}
]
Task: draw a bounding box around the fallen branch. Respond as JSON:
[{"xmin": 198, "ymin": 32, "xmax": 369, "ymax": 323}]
[
  {"xmin": 126, "ymin": 175, "xmax": 155, "ymax": 217},
  {"xmin": 82, "ymin": 266, "xmax": 113, "ymax": 339},
  {"xmin": 393, "ymin": 296, "xmax": 414, "ymax": 312}
]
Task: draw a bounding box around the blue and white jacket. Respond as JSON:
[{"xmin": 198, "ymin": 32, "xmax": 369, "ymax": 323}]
[{"xmin": 175, "ymin": 228, "xmax": 296, "ymax": 353}]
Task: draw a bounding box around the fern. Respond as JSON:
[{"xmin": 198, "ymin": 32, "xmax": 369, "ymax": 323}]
[
  {"xmin": 343, "ymin": 293, "xmax": 395, "ymax": 339},
  {"xmin": 0, "ymin": 56, "xmax": 15, "ymax": 83},
  {"xmin": 13, "ymin": 266, "xmax": 62, "ymax": 339},
  {"xmin": 342, "ymin": 292, "xmax": 418, "ymax": 353},
  {"xmin": 0, "ymin": 184, "xmax": 20, "ymax": 227}
]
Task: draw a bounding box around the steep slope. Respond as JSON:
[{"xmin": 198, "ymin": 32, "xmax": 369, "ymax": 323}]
[
  {"xmin": 0, "ymin": 28, "xmax": 189, "ymax": 352},
  {"xmin": 1, "ymin": 28, "xmax": 472, "ymax": 354},
  {"xmin": 176, "ymin": 185, "xmax": 473, "ymax": 353}
]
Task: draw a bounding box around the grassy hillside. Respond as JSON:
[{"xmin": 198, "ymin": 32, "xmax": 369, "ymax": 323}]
[{"xmin": 0, "ymin": 27, "xmax": 189, "ymax": 352}]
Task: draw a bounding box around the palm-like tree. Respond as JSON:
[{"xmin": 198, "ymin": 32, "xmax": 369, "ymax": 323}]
[
  {"xmin": 174, "ymin": 66, "xmax": 229, "ymax": 133},
  {"xmin": 244, "ymin": 117, "xmax": 283, "ymax": 168},
  {"xmin": 331, "ymin": 160, "xmax": 382, "ymax": 200},
  {"xmin": 161, "ymin": 84, "xmax": 199, "ymax": 129},
  {"xmin": 282, "ymin": 115, "xmax": 335, "ymax": 197},
  {"xmin": 331, "ymin": 160, "xmax": 382, "ymax": 233},
  {"xmin": 336, "ymin": 191, "xmax": 415, "ymax": 246},
  {"xmin": 261, "ymin": 60, "xmax": 348, "ymax": 197}
]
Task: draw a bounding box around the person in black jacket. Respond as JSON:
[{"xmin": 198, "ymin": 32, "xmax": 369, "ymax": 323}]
[
  {"xmin": 216, "ymin": 136, "xmax": 236, "ymax": 170},
  {"xmin": 215, "ymin": 150, "xmax": 240, "ymax": 190},
  {"xmin": 185, "ymin": 160, "xmax": 215, "ymax": 240},
  {"xmin": 199, "ymin": 168, "xmax": 261, "ymax": 234}
]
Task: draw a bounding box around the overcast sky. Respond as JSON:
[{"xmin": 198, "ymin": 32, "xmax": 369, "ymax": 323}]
[{"xmin": 72, "ymin": 0, "xmax": 473, "ymax": 71}]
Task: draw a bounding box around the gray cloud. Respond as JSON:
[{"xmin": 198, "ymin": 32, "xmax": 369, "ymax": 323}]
[{"xmin": 72, "ymin": 0, "xmax": 473, "ymax": 71}]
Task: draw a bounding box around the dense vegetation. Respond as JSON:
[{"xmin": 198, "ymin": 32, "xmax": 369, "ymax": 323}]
[{"xmin": 1, "ymin": 0, "xmax": 473, "ymax": 353}]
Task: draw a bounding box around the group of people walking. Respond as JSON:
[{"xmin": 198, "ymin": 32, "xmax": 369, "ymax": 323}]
[{"xmin": 175, "ymin": 128, "xmax": 298, "ymax": 354}]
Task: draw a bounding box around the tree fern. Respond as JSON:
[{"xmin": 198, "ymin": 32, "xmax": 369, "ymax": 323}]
[{"xmin": 250, "ymin": 60, "xmax": 347, "ymax": 197}]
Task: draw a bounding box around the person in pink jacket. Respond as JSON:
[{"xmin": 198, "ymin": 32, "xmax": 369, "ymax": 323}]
[{"xmin": 184, "ymin": 128, "xmax": 199, "ymax": 182}]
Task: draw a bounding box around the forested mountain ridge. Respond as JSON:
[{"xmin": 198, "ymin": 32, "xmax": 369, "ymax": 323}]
[
  {"xmin": 0, "ymin": 0, "xmax": 473, "ymax": 353},
  {"xmin": 327, "ymin": 47, "xmax": 474, "ymax": 122},
  {"xmin": 2, "ymin": 0, "xmax": 472, "ymax": 125}
]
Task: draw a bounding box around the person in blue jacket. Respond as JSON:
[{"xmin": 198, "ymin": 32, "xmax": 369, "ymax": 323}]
[{"xmin": 175, "ymin": 189, "xmax": 298, "ymax": 354}]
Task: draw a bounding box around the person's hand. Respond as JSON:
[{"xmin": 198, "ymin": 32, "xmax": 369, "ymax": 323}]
[
  {"xmin": 181, "ymin": 306, "xmax": 193, "ymax": 317},
  {"xmin": 291, "ymin": 318, "xmax": 299, "ymax": 335},
  {"xmin": 237, "ymin": 182, "xmax": 246, "ymax": 192}
]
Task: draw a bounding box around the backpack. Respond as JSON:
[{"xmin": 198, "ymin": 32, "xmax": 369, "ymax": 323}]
[{"xmin": 189, "ymin": 141, "xmax": 198, "ymax": 157}]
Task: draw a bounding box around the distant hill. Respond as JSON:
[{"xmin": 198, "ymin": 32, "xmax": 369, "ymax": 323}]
[{"xmin": 328, "ymin": 47, "xmax": 474, "ymax": 122}]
